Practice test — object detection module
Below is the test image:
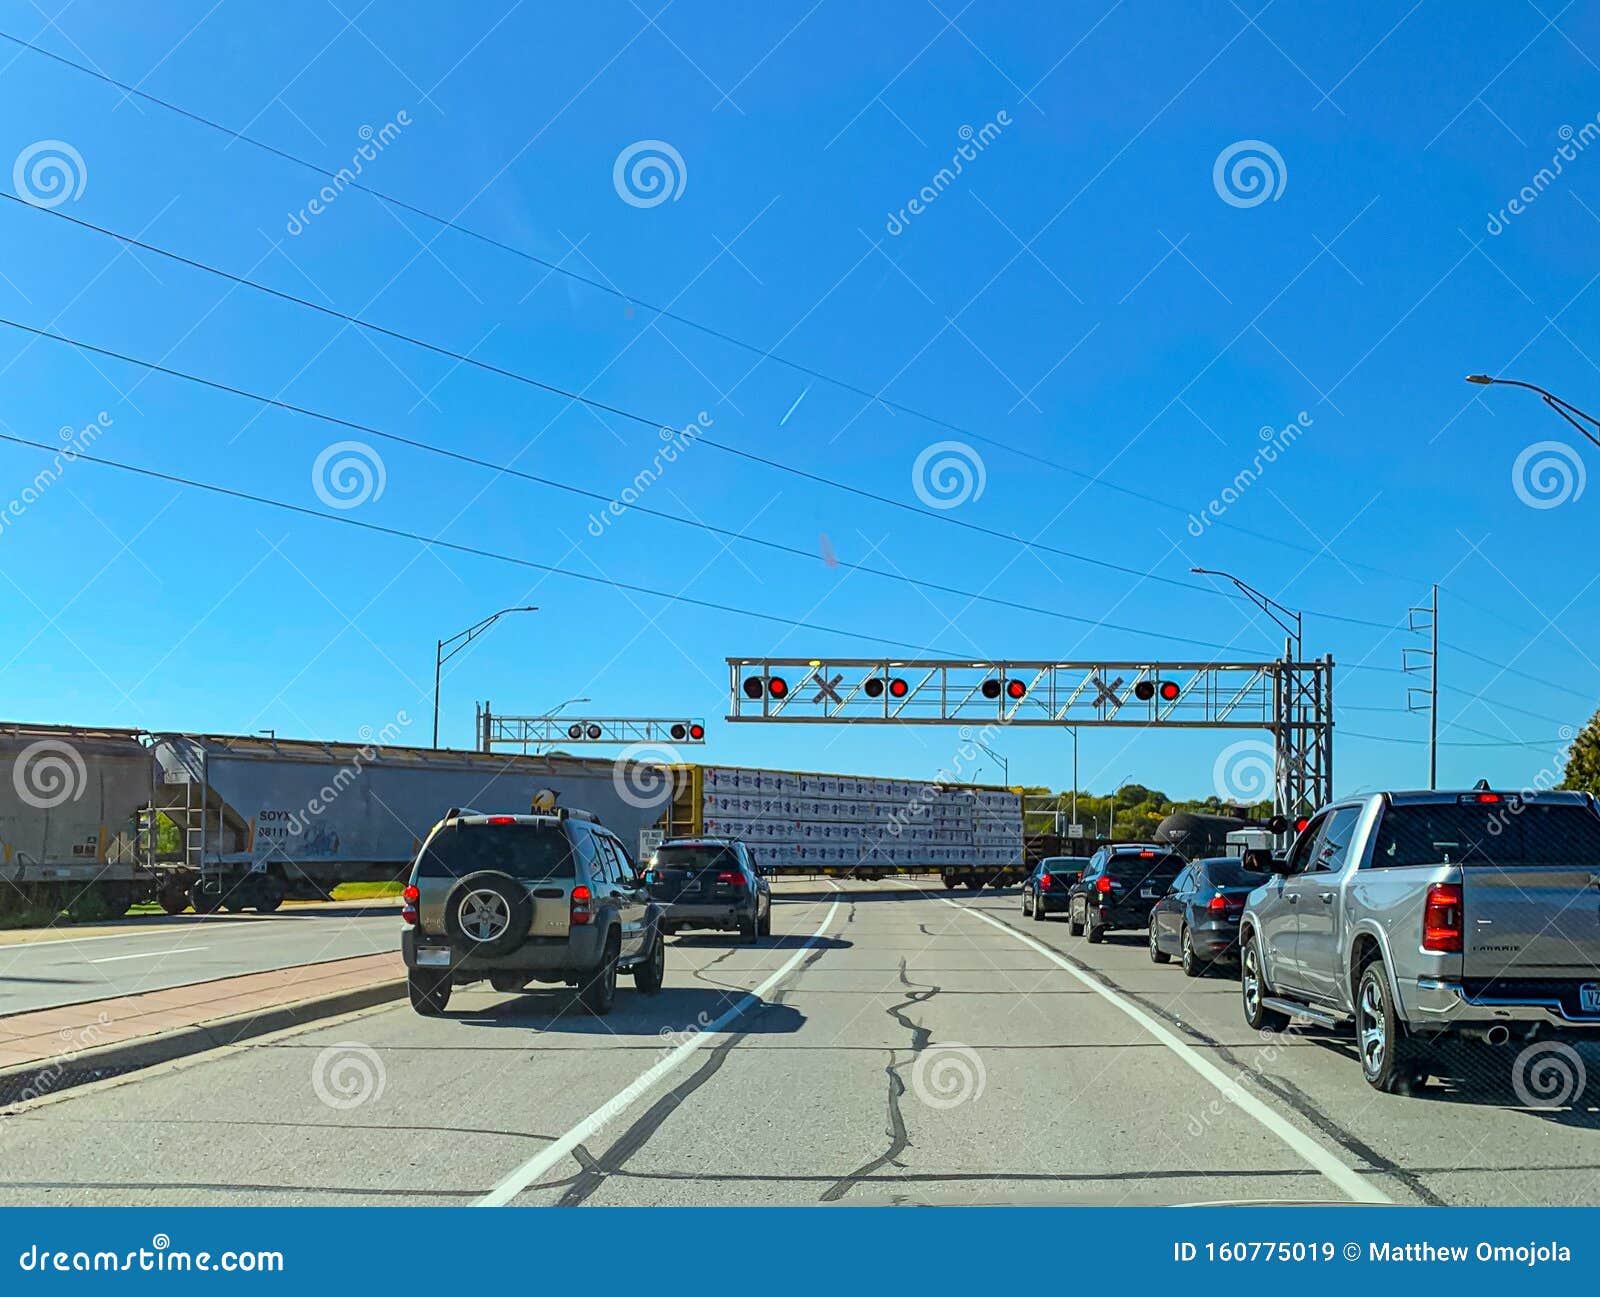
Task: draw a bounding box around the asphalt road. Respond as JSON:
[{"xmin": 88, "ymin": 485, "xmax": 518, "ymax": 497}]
[
  {"xmin": 0, "ymin": 879, "xmax": 1595, "ymax": 1206},
  {"xmin": 0, "ymin": 905, "xmax": 399, "ymax": 1016}
]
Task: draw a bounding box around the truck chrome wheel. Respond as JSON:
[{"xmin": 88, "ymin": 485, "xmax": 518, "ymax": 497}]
[
  {"xmin": 1358, "ymin": 974, "xmax": 1387, "ymax": 1078},
  {"xmin": 459, "ymin": 889, "xmax": 511, "ymax": 942}
]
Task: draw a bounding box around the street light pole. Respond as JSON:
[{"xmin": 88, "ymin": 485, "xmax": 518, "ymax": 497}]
[
  {"xmin": 971, "ymin": 737, "xmax": 1009, "ymax": 786},
  {"xmin": 432, "ymin": 606, "xmax": 539, "ymax": 748},
  {"xmin": 1190, "ymin": 567, "xmax": 1303, "ymax": 660},
  {"xmin": 1466, "ymin": 374, "xmax": 1600, "ymax": 449}
]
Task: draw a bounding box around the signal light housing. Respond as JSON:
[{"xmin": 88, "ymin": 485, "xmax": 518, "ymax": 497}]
[
  {"xmin": 567, "ymin": 723, "xmax": 583, "ymax": 740},
  {"xmin": 1159, "ymin": 680, "xmax": 1180, "ymax": 701},
  {"xmin": 670, "ymin": 723, "xmax": 687, "ymax": 740},
  {"xmin": 768, "ymin": 676, "xmax": 788, "ymax": 699},
  {"xmin": 688, "ymin": 723, "xmax": 705, "ymax": 740},
  {"xmin": 585, "ymin": 724, "xmax": 602, "ymax": 740},
  {"xmin": 1006, "ymin": 679, "xmax": 1026, "ymax": 700},
  {"xmin": 981, "ymin": 678, "xmax": 1001, "ymax": 699},
  {"xmin": 864, "ymin": 678, "xmax": 885, "ymax": 698},
  {"xmin": 888, "ymin": 677, "xmax": 909, "ymax": 698},
  {"xmin": 1134, "ymin": 681, "xmax": 1155, "ymax": 701}
]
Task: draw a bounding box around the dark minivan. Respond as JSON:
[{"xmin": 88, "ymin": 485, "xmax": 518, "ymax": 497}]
[{"xmin": 1068, "ymin": 845, "xmax": 1186, "ymax": 943}]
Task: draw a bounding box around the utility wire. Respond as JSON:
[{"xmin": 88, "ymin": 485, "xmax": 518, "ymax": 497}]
[
  {"xmin": 0, "ymin": 25, "xmax": 1439, "ymax": 583},
  {"xmin": 0, "ymin": 315, "xmax": 1270, "ymax": 657},
  {"xmin": 0, "ymin": 198, "xmax": 1418, "ymax": 630},
  {"xmin": 11, "ymin": 29, "xmax": 1597, "ymax": 675}
]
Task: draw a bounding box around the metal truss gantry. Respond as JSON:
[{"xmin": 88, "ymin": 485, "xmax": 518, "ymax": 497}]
[
  {"xmin": 726, "ymin": 657, "xmax": 1334, "ymax": 819},
  {"xmin": 480, "ymin": 712, "xmax": 706, "ymax": 753}
]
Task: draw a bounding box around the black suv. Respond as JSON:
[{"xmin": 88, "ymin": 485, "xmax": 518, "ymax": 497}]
[
  {"xmin": 1067, "ymin": 845, "xmax": 1186, "ymax": 943},
  {"xmin": 401, "ymin": 806, "xmax": 665, "ymax": 1016},
  {"xmin": 646, "ymin": 838, "xmax": 771, "ymax": 943}
]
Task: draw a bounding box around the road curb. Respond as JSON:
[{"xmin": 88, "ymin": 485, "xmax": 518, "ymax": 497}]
[{"xmin": 0, "ymin": 977, "xmax": 406, "ymax": 1105}]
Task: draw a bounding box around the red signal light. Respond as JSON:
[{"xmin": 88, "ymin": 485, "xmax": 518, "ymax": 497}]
[
  {"xmin": 1295, "ymin": 817, "xmax": 1310, "ymax": 833},
  {"xmin": 1159, "ymin": 680, "xmax": 1180, "ymax": 701},
  {"xmin": 888, "ymin": 677, "xmax": 909, "ymax": 698},
  {"xmin": 1005, "ymin": 679, "xmax": 1026, "ymax": 700},
  {"xmin": 743, "ymin": 675, "xmax": 789, "ymax": 700},
  {"xmin": 688, "ymin": 723, "xmax": 705, "ymax": 740},
  {"xmin": 768, "ymin": 676, "xmax": 788, "ymax": 699}
]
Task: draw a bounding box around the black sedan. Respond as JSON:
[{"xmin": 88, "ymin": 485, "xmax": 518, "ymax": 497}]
[
  {"xmin": 1021, "ymin": 856, "xmax": 1088, "ymax": 921},
  {"xmin": 1147, "ymin": 856, "xmax": 1269, "ymax": 975}
]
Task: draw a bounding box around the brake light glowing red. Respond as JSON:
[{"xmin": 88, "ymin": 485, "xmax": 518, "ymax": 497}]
[
  {"xmin": 1095, "ymin": 876, "xmax": 1113, "ymax": 894},
  {"xmin": 1422, "ymin": 882, "xmax": 1463, "ymax": 953},
  {"xmin": 487, "ymin": 815, "xmax": 516, "ymax": 824},
  {"xmin": 571, "ymin": 884, "xmax": 593, "ymax": 925},
  {"xmin": 1207, "ymin": 893, "xmax": 1243, "ymax": 912},
  {"xmin": 1138, "ymin": 850, "xmax": 1155, "ymax": 858},
  {"xmin": 403, "ymin": 885, "xmax": 420, "ymax": 903},
  {"xmin": 717, "ymin": 870, "xmax": 746, "ymax": 887},
  {"xmin": 1040, "ymin": 873, "xmax": 1052, "ymax": 890}
]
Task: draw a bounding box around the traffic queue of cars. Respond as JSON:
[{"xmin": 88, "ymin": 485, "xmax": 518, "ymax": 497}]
[
  {"xmin": 1026, "ymin": 786, "xmax": 1600, "ymax": 1096},
  {"xmin": 399, "ymin": 801, "xmax": 771, "ymax": 1018}
]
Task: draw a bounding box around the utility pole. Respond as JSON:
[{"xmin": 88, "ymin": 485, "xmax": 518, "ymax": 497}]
[{"xmin": 1404, "ymin": 587, "xmax": 1439, "ymax": 789}]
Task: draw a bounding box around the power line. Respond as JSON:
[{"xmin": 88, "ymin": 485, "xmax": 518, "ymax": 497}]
[
  {"xmin": 0, "ymin": 314, "xmax": 1271, "ymax": 657},
  {"xmin": 6, "ymin": 196, "xmax": 1424, "ymax": 635},
  {"xmin": 0, "ymin": 24, "xmax": 1438, "ymax": 582},
  {"xmin": 14, "ymin": 28, "xmax": 1598, "ymax": 680}
]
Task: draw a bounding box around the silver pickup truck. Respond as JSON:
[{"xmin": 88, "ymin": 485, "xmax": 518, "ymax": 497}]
[{"xmin": 1239, "ymin": 788, "xmax": 1600, "ymax": 1093}]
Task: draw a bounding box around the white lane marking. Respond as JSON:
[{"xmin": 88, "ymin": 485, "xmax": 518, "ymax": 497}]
[
  {"xmin": 477, "ymin": 891, "xmax": 842, "ymax": 1207},
  {"xmin": 90, "ymin": 947, "xmax": 210, "ymax": 964},
  {"xmin": 917, "ymin": 887, "xmax": 1393, "ymax": 1205}
]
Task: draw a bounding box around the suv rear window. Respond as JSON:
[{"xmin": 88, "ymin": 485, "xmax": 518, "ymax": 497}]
[
  {"xmin": 653, "ymin": 844, "xmax": 741, "ymax": 874},
  {"xmin": 1105, "ymin": 852, "xmax": 1184, "ymax": 881},
  {"xmin": 1374, "ymin": 801, "xmax": 1600, "ymax": 867},
  {"xmin": 417, "ymin": 823, "xmax": 575, "ymax": 880}
]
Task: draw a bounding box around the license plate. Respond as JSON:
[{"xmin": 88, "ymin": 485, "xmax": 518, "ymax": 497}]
[
  {"xmin": 1581, "ymin": 983, "xmax": 1600, "ymax": 1014},
  {"xmin": 416, "ymin": 947, "xmax": 451, "ymax": 968},
  {"xmin": 1141, "ymin": 887, "xmax": 1157, "ymax": 899}
]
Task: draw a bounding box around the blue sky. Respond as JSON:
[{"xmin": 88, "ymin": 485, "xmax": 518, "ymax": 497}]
[{"xmin": 1, "ymin": 0, "xmax": 1598, "ymax": 800}]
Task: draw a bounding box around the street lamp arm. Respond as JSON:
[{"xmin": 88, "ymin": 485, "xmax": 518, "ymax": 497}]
[
  {"xmin": 1189, "ymin": 567, "xmax": 1303, "ymax": 652},
  {"xmin": 1465, "ymin": 375, "xmax": 1600, "ymax": 450},
  {"xmin": 438, "ymin": 605, "xmax": 539, "ymax": 665}
]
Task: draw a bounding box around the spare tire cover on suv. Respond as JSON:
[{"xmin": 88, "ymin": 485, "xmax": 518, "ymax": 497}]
[{"xmin": 443, "ymin": 871, "xmax": 534, "ymax": 959}]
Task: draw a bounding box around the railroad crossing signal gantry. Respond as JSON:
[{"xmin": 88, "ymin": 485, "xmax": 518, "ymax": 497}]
[{"xmin": 726, "ymin": 656, "xmax": 1334, "ymax": 819}]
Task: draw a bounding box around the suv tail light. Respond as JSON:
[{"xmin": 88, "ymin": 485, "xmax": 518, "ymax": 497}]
[
  {"xmin": 1095, "ymin": 876, "xmax": 1113, "ymax": 894},
  {"xmin": 571, "ymin": 884, "xmax": 594, "ymax": 926},
  {"xmin": 717, "ymin": 870, "xmax": 746, "ymax": 888},
  {"xmin": 1422, "ymin": 882, "xmax": 1463, "ymax": 952},
  {"xmin": 402, "ymin": 883, "xmax": 419, "ymax": 926},
  {"xmin": 1039, "ymin": 873, "xmax": 1052, "ymax": 890}
]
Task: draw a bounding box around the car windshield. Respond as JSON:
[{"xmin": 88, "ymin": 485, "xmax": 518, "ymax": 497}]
[
  {"xmin": 1200, "ymin": 860, "xmax": 1269, "ymax": 888},
  {"xmin": 1374, "ymin": 800, "xmax": 1600, "ymax": 867},
  {"xmin": 416, "ymin": 823, "xmax": 575, "ymax": 880},
  {"xmin": 653, "ymin": 844, "xmax": 741, "ymax": 874}
]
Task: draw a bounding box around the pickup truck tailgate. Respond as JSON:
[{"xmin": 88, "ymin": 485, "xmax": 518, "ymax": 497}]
[{"xmin": 1463, "ymin": 866, "xmax": 1600, "ymax": 979}]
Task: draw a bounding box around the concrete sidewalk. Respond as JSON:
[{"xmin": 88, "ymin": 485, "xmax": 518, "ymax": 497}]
[{"xmin": 0, "ymin": 951, "xmax": 404, "ymax": 1098}]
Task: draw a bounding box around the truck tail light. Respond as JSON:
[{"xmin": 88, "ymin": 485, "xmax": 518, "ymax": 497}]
[
  {"xmin": 1095, "ymin": 876, "xmax": 1113, "ymax": 894},
  {"xmin": 571, "ymin": 884, "xmax": 594, "ymax": 925},
  {"xmin": 1422, "ymin": 882, "xmax": 1463, "ymax": 953}
]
